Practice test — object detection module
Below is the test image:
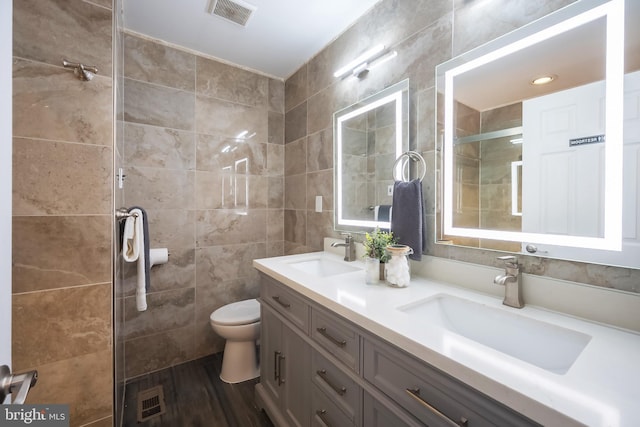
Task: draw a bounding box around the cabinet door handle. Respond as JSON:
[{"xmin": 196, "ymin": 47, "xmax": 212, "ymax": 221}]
[
  {"xmin": 274, "ymin": 351, "xmax": 281, "ymax": 382},
  {"xmin": 272, "ymin": 295, "xmax": 291, "ymax": 309},
  {"xmin": 277, "ymin": 354, "xmax": 286, "ymax": 385},
  {"xmin": 316, "ymin": 327, "xmax": 347, "ymax": 348},
  {"xmin": 315, "ymin": 409, "xmax": 332, "ymax": 427},
  {"xmin": 316, "ymin": 369, "xmax": 346, "ymax": 396},
  {"xmin": 405, "ymin": 388, "xmax": 468, "ymax": 427}
]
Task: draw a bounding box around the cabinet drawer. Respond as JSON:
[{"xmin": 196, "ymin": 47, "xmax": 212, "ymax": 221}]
[
  {"xmin": 311, "ymin": 308, "xmax": 360, "ymax": 372},
  {"xmin": 363, "ymin": 338, "xmax": 539, "ymax": 427},
  {"xmin": 363, "ymin": 391, "xmax": 423, "ymax": 427},
  {"xmin": 312, "ymin": 384, "xmax": 354, "ymax": 427},
  {"xmin": 261, "ymin": 274, "xmax": 309, "ymax": 333},
  {"xmin": 311, "ymin": 350, "xmax": 360, "ymax": 423}
]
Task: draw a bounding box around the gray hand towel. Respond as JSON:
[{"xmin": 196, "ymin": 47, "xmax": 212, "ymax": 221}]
[
  {"xmin": 391, "ymin": 179, "xmax": 426, "ymax": 261},
  {"xmin": 129, "ymin": 206, "xmax": 151, "ymax": 292}
]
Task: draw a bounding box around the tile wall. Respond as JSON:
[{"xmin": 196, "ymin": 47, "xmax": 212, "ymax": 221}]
[
  {"xmin": 12, "ymin": 1, "xmax": 114, "ymax": 426},
  {"xmin": 283, "ymin": 0, "xmax": 640, "ymax": 293},
  {"xmin": 118, "ymin": 34, "xmax": 285, "ymax": 379}
]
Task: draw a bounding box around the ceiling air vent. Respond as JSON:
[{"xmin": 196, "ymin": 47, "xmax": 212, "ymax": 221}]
[{"xmin": 207, "ymin": 0, "xmax": 257, "ymax": 27}]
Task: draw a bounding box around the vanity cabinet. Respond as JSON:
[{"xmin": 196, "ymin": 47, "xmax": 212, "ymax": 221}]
[
  {"xmin": 256, "ymin": 273, "xmax": 539, "ymax": 427},
  {"xmin": 261, "ymin": 304, "xmax": 311, "ymax": 427}
]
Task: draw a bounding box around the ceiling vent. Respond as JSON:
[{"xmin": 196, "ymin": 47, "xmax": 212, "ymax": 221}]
[{"xmin": 207, "ymin": 0, "xmax": 257, "ymax": 27}]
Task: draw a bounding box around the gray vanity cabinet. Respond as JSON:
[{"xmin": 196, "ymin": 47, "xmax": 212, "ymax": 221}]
[
  {"xmin": 256, "ymin": 272, "xmax": 540, "ymax": 427},
  {"xmin": 261, "ymin": 304, "xmax": 311, "ymax": 427}
]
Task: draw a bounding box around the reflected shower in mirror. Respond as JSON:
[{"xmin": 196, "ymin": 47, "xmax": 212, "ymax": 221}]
[
  {"xmin": 436, "ymin": 0, "xmax": 640, "ymax": 268},
  {"xmin": 334, "ymin": 79, "xmax": 409, "ymax": 232}
]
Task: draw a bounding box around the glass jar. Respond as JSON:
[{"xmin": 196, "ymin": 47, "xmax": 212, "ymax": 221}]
[
  {"xmin": 364, "ymin": 257, "xmax": 381, "ymax": 284},
  {"xmin": 384, "ymin": 245, "xmax": 413, "ymax": 288}
]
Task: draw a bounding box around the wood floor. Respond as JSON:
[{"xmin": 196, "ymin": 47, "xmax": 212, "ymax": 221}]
[{"xmin": 122, "ymin": 353, "xmax": 274, "ymax": 427}]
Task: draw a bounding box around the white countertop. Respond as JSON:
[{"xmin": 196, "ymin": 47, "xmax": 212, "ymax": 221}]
[{"xmin": 254, "ymin": 251, "xmax": 640, "ymax": 427}]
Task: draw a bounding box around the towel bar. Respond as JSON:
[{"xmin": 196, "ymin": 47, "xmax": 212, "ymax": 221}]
[
  {"xmin": 392, "ymin": 151, "xmax": 426, "ymax": 182},
  {"xmin": 115, "ymin": 207, "xmax": 139, "ymax": 221}
]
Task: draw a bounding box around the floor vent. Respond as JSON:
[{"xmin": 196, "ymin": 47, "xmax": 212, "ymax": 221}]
[
  {"xmin": 207, "ymin": 0, "xmax": 256, "ymax": 27},
  {"xmin": 137, "ymin": 385, "xmax": 166, "ymax": 423}
]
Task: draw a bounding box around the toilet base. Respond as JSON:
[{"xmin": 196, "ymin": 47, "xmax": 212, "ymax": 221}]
[{"xmin": 220, "ymin": 339, "xmax": 259, "ymax": 384}]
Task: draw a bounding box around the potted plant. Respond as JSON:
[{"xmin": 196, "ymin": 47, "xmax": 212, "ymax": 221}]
[{"xmin": 363, "ymin": 229, "xmax": 395, "ymax": 282}]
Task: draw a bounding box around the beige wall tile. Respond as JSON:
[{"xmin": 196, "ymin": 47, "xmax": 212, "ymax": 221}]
[
  {"xmin": 306, "ymin": 170, "xmax": 333, "ymax": 211},
  {"xmin": 13, "ymin": 215, "xmax": 111, "ymax": 293},
  {"xmin": 285, "ymin": 65, "xmax": 307, "ymax": 112},
  {"xmin": 267, "ymin": 209, "xmax": 285, "ymax": 242},
  {"xmin": 267, "ymin": 143, "xmax": 285, "ymax": 176},
  {"xmin": 285, "ymin": 137, "xmax": 307, "ymax": 176},
  {"xmin": 13, "ymin": 138, "xmax": 112, "ymax": 216},
  {"xmin": 124, "ymin": 78, "xmax": 195, "ymax": 130},
  {"xmin": 13, "ymin": 284, "xmax": 111, "ymax": 370},
  {"xmin": 124, "ymin": 33, "xmax": 196, "ymax": 91},
  {"xmin": 25, "ymin": 350, "xmax": 113, "ymax": 427},
  {"xmin": 269, "ymin": 78, "xmax": 285, "ymax": 113},
  {"xmin": 144, "ymin": 208, "xmax": 195, "ymax": 248},
  {"xmin": 196, "ymin": 209, "xmax": 267, "ymax": 247},
  {"xmin": 124, "ymin": 326, "xmax": 194, "ymax": 379},
  {"xmin": 124, "ymin": 167, "xmax": 195, "ymax": 210},
  {"xmin": 307, "ymin": 128, "xmax": 333, "ymax": 172},
  {"xmin": 123, "ymin": 287, "xmax": 195, "ymax": 340},
  {"xmin": 268, "ymin": 111, "xmax": 285, "ymax": 145},
  {"xmin": 124, "ymin": 123, "xmax": 195, "ymax": 170},
  {"xmin": 196, "ymin": 56, "xmax": 268, "ymax": 107},
  {"xmin": 122, "ymin": 247, "xmax": 195, "ymax": 296},
  {"xmin": 284, "ymin": 209, "xmax": 306, "ymax": 246},
  {"xmin": 196, "ymin": 94, "xmax": 268, "ymax": 141},
  {"xmin": 285, "ymin": 174, "xmax": 306, "ymax": 210},
  {"xmin": 284, "ymin": 101, "xmax": 307, "ymax": 143},
  {"xmin": 13, "ymin": 60, "xmax": 113, "ymax": 146},
  {"xmin": 306, "ymin": 211, "xmax": 336, "ymax": 251},
  {"xmin": 196, "ymin": 134, "xmax": 267, "ymax": 174},
  {"xmin": 195, "ymin": 244, "xmax": 266, "ymax": 285},
  {"xmin": 453, "ymin": 0, "xmax": 575, "ymax": 56},
  {"xmin": 268, "ymin": 176, "xmax": 284, "ymax": 209},
  {"xmin": 13, "ymin": 0, "xmax": 112, "ymax": 76},
  {"xmin": 266, "ymin": 241, "xmax": 285, "ymax": 257}
]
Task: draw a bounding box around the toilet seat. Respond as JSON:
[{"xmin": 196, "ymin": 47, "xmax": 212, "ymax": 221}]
[{"xmin": 210, "ymin": 299, "xmax": 260, "ymax": 326}]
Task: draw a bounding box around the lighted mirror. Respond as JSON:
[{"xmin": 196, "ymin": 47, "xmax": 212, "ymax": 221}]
[
  {"xmin": 334, "ymin": 79, "xmax": 409, "ymax": 232},
  {"xmin": 436, "ymin": 0, "xmax": 640, "ymax": 268}
]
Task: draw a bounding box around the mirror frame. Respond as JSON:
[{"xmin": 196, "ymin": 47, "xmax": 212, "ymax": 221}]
[
  {"xmin": 334, "ymin": 79, "xmax": 410, "ymax": 232},
  {"xmin": 437, "ymin": 0, "xmax": 624, "ymax": 251}
]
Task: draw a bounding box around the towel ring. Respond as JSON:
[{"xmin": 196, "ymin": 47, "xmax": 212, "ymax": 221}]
[{"xmin": 392, "ymin": 151, "xmax": 426, "ymax": 182}]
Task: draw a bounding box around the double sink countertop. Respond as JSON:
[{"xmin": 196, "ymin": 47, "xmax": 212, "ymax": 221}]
[{"xmin": 254, "ymin": 251, "xmax": 640, "ymax": 427}]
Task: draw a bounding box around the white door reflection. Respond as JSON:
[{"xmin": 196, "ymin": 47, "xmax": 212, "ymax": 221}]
[{"xmin": 221, "ymin": 158, "xmax": 249, "ymax": 215}]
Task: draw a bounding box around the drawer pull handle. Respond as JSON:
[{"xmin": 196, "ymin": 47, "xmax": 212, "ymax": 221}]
[
  {"xmin": 272, "ymin": 295, "xmax": 291, "ymax": 309},
  {"xmin": 315, "ymin": 409, "xmax": 332, "ymax": 427},
  {"xmin": 277, "ymin": 354, "xmax": 286, "ymax": 385},
  {"xmin": 405, "ymin": 388, "xmax": 468, "ymax": 427},
  {"xmin": 317, "ymin": 369, "xmax": 346, "ymax": 396},
  {"xmin": 274, "ymin": 351, "xmax": 281, "ymax": 382},
  {"xmin": 316, "ymin": 327, "xmax": 347, "ymax": 348}
]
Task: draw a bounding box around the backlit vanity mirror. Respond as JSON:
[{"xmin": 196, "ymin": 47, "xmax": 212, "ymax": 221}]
[
  {"xmin": 436, "ymin": 0, "xmax": 640, "ymax": 268},
  {"xmin": 334, "ymin": 79, "xmax": 409, "ymax": 232}
]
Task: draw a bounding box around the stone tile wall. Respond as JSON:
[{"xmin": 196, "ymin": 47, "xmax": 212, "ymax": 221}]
[
  {"xmin": 283, "ymin": 0, "xmax": 640, "ymax": 292},
  {"xmin": 119, "ymin": 34, "xmax": 284, "ymax": 379},
  {"xmin": 12, "ymin": 1, "xmax": 114, "ymax": 426}
]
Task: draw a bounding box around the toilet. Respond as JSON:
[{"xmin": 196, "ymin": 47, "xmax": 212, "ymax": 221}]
[{"xmin": 209, "ymin": 298, "xmax": 261, "ymax": 384}]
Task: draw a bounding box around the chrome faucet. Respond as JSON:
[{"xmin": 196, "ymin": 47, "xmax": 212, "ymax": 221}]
[
  {"xmin": 494, "ymin": 255, "xmax": 524, "ymax": 308},
  {"xmin": 331, "ymin": 233, "xmax": 356, "ymax": 262}
]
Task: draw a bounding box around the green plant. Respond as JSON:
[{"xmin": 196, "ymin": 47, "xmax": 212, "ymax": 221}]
[{"xmin": 363, "ymin": 229, "xmax": 396, "ymax": 262}]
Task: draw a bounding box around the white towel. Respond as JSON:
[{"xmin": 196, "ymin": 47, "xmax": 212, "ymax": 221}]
[{"xmin": 122, "ymin": 208, "xmax": 147, "ymax": 311}]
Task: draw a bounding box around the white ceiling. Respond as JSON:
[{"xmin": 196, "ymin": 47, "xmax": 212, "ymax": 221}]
[{"xmin": 123, "ymin": 0, "xmax": 382, "ymax": 80}]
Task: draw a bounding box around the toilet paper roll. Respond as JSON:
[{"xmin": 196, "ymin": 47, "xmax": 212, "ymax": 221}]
[{"xmin": 149, "ymin": 248, "xmax": 169, "ymax": 268}]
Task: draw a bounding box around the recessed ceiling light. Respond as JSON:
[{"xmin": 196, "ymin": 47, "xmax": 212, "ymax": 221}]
[{"xmin": 531, "ymin": 75, "xmax": 556, "ymax": 85}]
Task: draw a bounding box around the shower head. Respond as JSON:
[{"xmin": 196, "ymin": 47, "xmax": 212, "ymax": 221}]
[{"xmin": 62, "ymin": 59, "xmax": 98, "ymax": 81}]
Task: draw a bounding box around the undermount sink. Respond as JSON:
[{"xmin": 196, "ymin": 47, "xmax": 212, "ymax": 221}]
[
  {"xmin": 287, "ymin": 256, "xmax": 360, "ymax": 277},
  {"xmin": 398, "ymin": 294, "xmax": 591, "ymax": 374}
]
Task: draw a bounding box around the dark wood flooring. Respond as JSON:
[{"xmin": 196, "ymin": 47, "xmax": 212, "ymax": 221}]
[{"xmin": 122, "ymin": 353, "xmax": 274, "ymax": 427}]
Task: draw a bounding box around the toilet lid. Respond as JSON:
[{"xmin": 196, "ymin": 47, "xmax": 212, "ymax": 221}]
[{"xmin": 210, "ymin": 299, "xmax": 260, "ymax": 326}]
